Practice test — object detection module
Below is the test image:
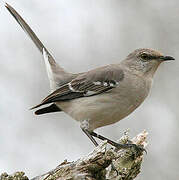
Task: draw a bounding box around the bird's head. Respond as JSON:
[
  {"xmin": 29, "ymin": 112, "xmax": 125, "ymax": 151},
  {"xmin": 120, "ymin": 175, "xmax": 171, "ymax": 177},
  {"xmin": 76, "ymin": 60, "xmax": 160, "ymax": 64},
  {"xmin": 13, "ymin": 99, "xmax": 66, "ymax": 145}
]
[{"xmin": 123, "ymin": 48, "xmax": 174, "ymax": 77}]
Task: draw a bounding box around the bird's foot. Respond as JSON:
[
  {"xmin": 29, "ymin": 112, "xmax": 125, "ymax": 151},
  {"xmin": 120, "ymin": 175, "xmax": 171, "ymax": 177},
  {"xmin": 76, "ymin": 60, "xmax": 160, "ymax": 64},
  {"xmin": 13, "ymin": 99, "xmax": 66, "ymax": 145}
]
[{"xmin": 115, "ymin": 143, "xmax": 147, "ymax": 154}]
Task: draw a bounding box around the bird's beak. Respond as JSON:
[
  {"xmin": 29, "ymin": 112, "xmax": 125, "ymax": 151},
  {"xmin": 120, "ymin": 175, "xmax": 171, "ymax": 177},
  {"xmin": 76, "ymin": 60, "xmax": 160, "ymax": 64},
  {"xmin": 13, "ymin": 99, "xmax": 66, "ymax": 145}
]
[{"xmin": 159, "ymin": 56, "xmax": 175, "ymax": 61}]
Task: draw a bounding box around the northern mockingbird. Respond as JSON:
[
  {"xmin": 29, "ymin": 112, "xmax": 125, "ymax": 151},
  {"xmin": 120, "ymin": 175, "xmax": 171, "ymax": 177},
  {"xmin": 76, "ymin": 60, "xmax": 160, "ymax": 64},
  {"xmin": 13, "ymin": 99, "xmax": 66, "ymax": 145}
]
[{"xmin": 5, "ymin": 3, "xmax": 174, "ymax": 150}]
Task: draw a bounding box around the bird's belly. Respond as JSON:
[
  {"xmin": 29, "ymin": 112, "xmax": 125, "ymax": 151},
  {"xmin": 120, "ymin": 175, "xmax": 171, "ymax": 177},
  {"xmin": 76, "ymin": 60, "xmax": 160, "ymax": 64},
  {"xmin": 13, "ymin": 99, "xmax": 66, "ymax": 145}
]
[{"xmin": 57, "ymin": 89, "xmax": 147, "ymax": 130}]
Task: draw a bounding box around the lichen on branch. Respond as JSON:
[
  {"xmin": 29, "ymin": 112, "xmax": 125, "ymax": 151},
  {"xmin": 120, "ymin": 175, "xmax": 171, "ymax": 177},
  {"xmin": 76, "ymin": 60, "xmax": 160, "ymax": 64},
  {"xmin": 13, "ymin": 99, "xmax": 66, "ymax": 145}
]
[{"xmin": 0, "ymin": 130, "xmax": 148, "ymax": 180}]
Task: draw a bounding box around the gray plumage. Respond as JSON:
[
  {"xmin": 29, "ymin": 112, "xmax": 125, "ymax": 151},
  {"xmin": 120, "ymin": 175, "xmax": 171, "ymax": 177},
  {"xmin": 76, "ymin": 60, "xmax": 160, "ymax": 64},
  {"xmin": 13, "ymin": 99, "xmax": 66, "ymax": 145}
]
[{"xmin": 5, "ymin": 3, "xmax": 174, "ymax": 147}]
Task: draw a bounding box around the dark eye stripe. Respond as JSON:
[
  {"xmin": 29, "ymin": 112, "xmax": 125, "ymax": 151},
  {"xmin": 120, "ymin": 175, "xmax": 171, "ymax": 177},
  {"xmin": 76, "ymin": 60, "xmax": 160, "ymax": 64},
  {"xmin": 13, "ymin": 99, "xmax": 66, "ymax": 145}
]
[
  {"xmin": 147, "ymin": 55, "xmax": 154, "ymax": 59},
  {"xmin": 141, "ymin": 54, "xmax": 159, "ymax": 60},
  {"xmin": 150, "ymin": 55, "xmax": 160, "ymax": 59}
]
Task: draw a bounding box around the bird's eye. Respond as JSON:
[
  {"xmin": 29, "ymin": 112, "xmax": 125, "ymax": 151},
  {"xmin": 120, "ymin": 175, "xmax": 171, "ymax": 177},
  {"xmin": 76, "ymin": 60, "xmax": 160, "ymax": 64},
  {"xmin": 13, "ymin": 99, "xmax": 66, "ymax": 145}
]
[{"xmin": 140, "ymin": 53, "xmax": 148, "ymax": 60}]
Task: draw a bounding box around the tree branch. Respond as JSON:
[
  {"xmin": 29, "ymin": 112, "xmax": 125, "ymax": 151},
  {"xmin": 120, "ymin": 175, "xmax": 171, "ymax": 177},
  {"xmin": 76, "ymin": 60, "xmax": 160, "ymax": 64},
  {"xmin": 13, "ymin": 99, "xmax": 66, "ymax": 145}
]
[{"xmin": 0, "ymin": 130, "xmax": 148, "ymax": 180}]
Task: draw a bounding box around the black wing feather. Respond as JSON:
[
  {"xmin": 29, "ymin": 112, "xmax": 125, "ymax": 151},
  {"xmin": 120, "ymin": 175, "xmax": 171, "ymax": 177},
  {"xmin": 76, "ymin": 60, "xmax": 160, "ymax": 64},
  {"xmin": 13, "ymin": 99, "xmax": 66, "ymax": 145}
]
[{"xmin": 35, "ymin": 104, "xmax": 61, "ymax": 115}]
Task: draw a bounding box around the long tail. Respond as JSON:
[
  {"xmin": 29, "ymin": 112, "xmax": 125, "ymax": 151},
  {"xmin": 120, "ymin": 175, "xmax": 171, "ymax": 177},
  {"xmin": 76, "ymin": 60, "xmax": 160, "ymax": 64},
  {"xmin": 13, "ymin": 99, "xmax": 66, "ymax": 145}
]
[{"xmin": 5, "ymin": 3, "xmax": 72, "ymax": 90}]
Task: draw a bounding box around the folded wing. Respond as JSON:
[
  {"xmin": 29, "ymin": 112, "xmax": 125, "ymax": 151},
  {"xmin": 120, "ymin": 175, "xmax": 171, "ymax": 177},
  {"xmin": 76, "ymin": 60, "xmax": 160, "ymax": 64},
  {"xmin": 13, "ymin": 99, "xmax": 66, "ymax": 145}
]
[{"xmin": 31, "ymin": 65, "xmax": 124, "ymax": 110}]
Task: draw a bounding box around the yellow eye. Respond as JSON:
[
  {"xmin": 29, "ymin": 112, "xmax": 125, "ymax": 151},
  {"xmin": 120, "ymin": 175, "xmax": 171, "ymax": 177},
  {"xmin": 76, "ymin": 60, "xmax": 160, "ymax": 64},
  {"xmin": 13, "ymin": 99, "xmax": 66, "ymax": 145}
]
[{"xmin": 141, "ymin": 53, "xmax": 148, "ymax": 59}]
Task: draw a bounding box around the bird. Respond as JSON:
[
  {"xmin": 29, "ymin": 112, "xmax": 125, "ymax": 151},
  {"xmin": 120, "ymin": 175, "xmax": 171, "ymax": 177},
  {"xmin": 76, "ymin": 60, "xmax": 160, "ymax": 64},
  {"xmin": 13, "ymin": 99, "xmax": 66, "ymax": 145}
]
[{"xmin": 5, "ymin": 3, "xmax": 174, "ymax": 150}]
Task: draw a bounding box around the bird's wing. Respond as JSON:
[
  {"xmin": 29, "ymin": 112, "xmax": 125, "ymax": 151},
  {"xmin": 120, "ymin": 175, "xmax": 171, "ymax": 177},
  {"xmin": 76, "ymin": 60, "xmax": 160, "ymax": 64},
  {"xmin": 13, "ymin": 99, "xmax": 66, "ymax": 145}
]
[
  {"xmin": 5, "ymin": 3, "xmax": 72, "ymax": 90},
  {"xmin": 34, "ymin": 104, "xmax": 62, "ymax": 115},
  {"xmin": 31, "ymin": 65, "xmax": 124, "ymax": 109}
]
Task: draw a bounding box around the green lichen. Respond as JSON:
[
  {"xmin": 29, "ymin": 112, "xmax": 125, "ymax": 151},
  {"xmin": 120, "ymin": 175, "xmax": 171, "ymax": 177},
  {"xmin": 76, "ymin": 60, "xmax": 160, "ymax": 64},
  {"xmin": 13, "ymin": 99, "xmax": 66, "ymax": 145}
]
[{"xmin": 0, "ymin": 172, "xmax": 29, "ymax": 180}]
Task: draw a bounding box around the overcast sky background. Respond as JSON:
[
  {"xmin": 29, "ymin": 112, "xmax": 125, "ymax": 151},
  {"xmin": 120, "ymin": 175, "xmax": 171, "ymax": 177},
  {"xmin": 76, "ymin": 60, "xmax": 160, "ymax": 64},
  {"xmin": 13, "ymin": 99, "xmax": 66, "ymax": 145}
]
[{"xmin": 0, "ymin": 0, "xmax": 179, "ymax": 179}]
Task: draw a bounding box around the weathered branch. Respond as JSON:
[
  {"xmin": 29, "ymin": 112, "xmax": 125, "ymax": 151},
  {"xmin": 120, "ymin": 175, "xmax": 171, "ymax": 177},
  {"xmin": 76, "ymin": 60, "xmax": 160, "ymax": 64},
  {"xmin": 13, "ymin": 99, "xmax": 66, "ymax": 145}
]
[{"xmin": 0, "ymin": 130, "xmax": 148, "ymax": 180}]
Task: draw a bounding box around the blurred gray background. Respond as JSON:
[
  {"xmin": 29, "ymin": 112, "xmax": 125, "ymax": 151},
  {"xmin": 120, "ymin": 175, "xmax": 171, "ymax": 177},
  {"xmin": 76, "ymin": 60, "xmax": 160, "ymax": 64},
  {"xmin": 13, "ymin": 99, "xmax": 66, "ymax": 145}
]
[{"xmin": 0, "ymin": 0, "xmax": 178, "ymax": 179}]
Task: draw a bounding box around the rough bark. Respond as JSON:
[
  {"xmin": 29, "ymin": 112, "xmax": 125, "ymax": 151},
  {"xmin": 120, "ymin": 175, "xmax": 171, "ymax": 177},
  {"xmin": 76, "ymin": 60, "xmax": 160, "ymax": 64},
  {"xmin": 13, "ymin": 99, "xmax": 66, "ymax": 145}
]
[{"xmin": 0, "ymin": 130, "xmax": 148, "ymax": 180}]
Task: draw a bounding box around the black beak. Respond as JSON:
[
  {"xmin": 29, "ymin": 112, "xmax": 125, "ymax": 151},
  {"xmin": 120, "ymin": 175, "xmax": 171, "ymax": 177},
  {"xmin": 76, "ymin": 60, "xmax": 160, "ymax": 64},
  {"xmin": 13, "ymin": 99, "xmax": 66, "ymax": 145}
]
[{"xmin": 160, "ymin": 56, "xmax": 175, "ymax": 61}]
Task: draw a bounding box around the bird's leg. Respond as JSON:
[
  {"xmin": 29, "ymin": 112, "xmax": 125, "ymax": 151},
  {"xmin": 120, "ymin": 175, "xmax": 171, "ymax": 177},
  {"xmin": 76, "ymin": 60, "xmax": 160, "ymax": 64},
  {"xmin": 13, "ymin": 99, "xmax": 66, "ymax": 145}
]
[
  {"xmin": 90, "ymin": 131, "xmax": 123, "ymax": 147},
  {"xmin": 80, "ymin": 120, "xmax": 145, "ymax": 152},
  {"xmin": 80, "ymin": 120, "xmax": 98, "ymax": 147},
  {"xmin": 82, "ymin": 128, "xmax": 98, "ymax": 147},
  {"xmin": 90, "ymin": 131, "xmax": 145, "ymax": 152}
]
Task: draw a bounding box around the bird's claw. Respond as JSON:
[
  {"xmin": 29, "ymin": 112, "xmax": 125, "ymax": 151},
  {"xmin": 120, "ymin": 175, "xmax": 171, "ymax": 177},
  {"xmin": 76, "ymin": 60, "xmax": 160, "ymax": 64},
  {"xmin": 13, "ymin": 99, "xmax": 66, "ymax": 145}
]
[
  {"xmin": 115, "ymin": 143, "xmax": 147, "ymax": 154},
  {"xmin": 127, "ymin": 143, "xmax": 147, "ymax": 154}
]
